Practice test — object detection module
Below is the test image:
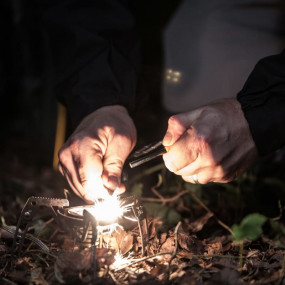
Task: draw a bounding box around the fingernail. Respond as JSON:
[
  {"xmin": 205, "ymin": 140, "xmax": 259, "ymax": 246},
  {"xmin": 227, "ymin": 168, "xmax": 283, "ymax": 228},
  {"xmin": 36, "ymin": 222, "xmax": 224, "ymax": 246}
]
[{"xmin": 163, "ymin": 132, "xmax": 173, "ymax": 146}]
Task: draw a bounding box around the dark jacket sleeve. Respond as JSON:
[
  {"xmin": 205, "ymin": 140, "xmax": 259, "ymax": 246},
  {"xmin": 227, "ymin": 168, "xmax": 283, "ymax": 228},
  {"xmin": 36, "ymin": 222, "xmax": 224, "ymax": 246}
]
[
  {"xmin": 43, "ymin": 0, "xmax": 140, "ymax": 129},
  {"xmin": 237, "ymin": 50, "xmax": 285, "ymax": 156}
]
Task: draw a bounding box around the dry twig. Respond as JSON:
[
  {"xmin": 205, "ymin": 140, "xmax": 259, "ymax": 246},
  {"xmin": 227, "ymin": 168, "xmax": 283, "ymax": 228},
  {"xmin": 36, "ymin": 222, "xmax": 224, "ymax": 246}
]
[
  {"xmin": 186, "ymin": 188, "xmax": 233, "ymax": 235},
  {"xmin": 141, "ymin": 190, "xmax": 189, "ymax": 204},
  {"xmin": 113, "ymin": 252, "xmax": 173, "ymax": 272},
  {"xmin": 141, "ymin": 186, "xmax": 232, "ymax": 235},
  {"xmin": 166, "ymin": 221, "xmax": 181, "ymax": 281}
]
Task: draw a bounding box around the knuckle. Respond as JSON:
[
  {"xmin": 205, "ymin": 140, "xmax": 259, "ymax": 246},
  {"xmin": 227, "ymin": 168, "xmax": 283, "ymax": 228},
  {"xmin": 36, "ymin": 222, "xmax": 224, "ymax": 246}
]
[
  {"xmin": 201, "ymin": 107, "xmax": 219, "ymax": 121},
  {"xmin": 68, "ymin": 135, "xmax": 83, "ymax": 150},
  {"xmin": 102, "ymin": 125, "xmax": 115, "ymax": 136},
  {"xmin": 104, "ymin": 158, "xmax": 124, "ymax": 174},
  {"xmin": 195, "ymin": 128, "xmax": 211, "ymax": 145},
  {"xmin": 168, "ymin": 115, "xmax": 180, "ymax": 127},
  {"xmin": 58, "ymin": 147, "xmax": 69, "ymax": 164}
]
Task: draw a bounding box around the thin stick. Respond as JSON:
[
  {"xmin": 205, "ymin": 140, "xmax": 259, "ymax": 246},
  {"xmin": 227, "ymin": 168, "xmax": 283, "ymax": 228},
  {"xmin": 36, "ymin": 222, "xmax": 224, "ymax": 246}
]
[
  {"xmin": 113, "ymin": 251, "xmax": 173, "ymax": 272},
  {"xmin": 278, "ymin": 252, "xmax": 285, "ymax": 285},
  {"xmin": 109, "ymin": 270, "xmax": 120, "ymax": 285},
  {"xmin": 114, "ymin": 223, "xmax": 182, "ymax": 274},
  {"xmin": 169, "ymin": 221, "xmax": 181, "ymax": 263},
  {"xmin": 166, "ymin": 222, "xmax": 181, "ymax": 281},
  {"xmin": 187, "ymin": 188, "xmax": 233, "ymax": 235},
  {"xmin": 141, "ymin": 190, "xmax": 189, "ymax": 204},
  {"xmin": 142, "ymin": 187, "xmax": 232, "ymax": 235},
  {"xmin": 151, "ymin": 174, "xmax": 164, "ymax": 202},
  {"xmin": 28, "ymin": 218, "xmax": 54, "ymax": 230},
  {"xmin": 238, "ymin": 241, "xmax": 244, "ymax": 269},
  {"xmin": 0, "ymin": 277, "xmax": 17, "ymax": 285},
  {"xmin": 177, "ymin": 253, "xmax": 246, "ymax": 260},
  {"xmin": 33, "ymin": 253, "xmax": 50, "ymax": 267},
  {"xmin": 24, "ymin": 249, "xmax": 57, "ymax": 259},
  {"xmin": 271, "ymin": 200, "xmax": 285, "ymax": 221},
  {"xmin": 0, "ymin": 261, "xmax": 9, "ymax": 276}
]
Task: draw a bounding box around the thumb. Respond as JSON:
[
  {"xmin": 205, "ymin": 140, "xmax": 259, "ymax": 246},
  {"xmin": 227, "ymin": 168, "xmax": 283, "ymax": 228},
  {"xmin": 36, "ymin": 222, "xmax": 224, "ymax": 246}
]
[
  {"xmin": 163, "ymin": 109, "xmax": 202, "ymax": 147},
  {"xmin": 79, "ymin": 153, "xmax": 111, "ymax": 201},
  {"xmin": 102, "ymin": 137, "xmax": 131, "ymax": 193}
]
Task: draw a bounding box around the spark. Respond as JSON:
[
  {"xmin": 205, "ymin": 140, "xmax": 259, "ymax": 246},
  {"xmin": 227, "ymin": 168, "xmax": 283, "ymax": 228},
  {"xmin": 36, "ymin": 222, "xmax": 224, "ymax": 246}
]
[
  {"xmin": 85, "ymin": 194, "xmax": 125, "ymax": 224},
  {"xmin": 97, "ymin": 223, "xmax": 123, "ymax": 236},
  {"xmin": 67, "ymin": 192, "xmax": 137, "ymax": 236},
  {"xmin": 111, "ymin": 252, "xmax": 132, "ymax": 269}
]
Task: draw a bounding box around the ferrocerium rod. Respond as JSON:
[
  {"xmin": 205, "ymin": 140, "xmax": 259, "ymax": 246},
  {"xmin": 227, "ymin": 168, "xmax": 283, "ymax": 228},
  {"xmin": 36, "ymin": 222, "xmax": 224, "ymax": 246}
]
[{"xmin": 129, "ymin": 142, "xmax": 167, "ymax": 168}]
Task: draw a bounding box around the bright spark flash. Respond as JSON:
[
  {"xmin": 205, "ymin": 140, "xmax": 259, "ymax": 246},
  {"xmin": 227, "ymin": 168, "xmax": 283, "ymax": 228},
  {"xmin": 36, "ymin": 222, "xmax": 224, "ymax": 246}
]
[
  {"xmin": 111, "ymin": 252, "xmax": 132, "ymax": 269},
  {"xmin": 84, "ymin": 194, "xmax": 121, "ymax": 223},
  {"xmin": 67, "ymin": 192, "xmax": 135, "ymax": 235}
]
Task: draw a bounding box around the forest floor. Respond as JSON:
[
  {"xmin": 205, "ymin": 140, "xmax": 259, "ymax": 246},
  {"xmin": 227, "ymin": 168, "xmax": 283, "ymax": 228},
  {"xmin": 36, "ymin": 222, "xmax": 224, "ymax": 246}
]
[{"xmin": 0, "ymin": 137, "xmax": 285, "ymax": 284}]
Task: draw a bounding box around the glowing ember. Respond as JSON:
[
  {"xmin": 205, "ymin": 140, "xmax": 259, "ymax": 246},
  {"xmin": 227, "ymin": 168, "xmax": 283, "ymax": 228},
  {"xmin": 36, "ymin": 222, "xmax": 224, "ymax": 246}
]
[{"xmin": 111, "ymin": 252, "xmax": 132, "ymax": 269}]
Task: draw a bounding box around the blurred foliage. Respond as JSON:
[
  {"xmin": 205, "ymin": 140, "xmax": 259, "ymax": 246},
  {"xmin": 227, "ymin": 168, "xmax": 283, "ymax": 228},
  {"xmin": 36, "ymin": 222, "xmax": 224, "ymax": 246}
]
[
  {"xmin": 144, "ymin": 202, "xmax": 181, "ymax": 231},
  {"xmin": 232, "ymin": 213, "xmax": 267, "ymax": 241},
  {"xmin": 130, "ymin": 183, "xmax": 143, "ymax": 197}
]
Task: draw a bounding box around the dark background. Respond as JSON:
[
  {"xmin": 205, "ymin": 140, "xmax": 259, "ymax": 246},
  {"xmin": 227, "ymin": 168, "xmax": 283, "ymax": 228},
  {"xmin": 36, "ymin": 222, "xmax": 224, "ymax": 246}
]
[
  {"xmin": 0, "ymin": 0, "xmax": 284, "ymax": 223},
  {"xmin": 0, "ymin": 0, "xmax": 183, "ymax": 168}
]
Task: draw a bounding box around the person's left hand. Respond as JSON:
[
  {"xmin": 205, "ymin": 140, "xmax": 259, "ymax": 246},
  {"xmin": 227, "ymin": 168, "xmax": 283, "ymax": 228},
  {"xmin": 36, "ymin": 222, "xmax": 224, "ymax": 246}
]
[{"xmin": 162, "ymin": 98, "xmax": 258, "ymax": 184}]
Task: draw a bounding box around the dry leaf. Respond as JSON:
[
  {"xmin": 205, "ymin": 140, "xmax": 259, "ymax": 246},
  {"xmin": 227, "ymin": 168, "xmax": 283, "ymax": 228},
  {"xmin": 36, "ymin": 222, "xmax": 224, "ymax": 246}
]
[
  {"xmin": 187, "ymin": 212, "xmax": 213, "ymax": 233},
  {"xmin": 160, "ymin": 237, "xmax": 175, "ymax": 253},
  {"xmin": 178, "ymin": 228, "xmax": 203, "ymax": 254},
  {"xmin": 96, "ymin": 248, "xmax": 115, "ymax": 268},
  {"xmin": 206, "ymin": 241, "xmax": 222, "ymax": 255},
  {"xmin": 54, "ymin": 250, "xmax": 92, "ymax": 283},
  {"xmin": 30, "ymin": 267, "xmax": 49, "ymax": 285}
]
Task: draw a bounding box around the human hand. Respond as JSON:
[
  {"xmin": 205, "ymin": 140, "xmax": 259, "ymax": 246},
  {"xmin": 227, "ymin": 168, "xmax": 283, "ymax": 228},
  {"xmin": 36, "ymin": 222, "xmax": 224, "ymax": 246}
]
[
  {"xmin": 162, "ymin": 98, "xmax": 258, "ymax": 184},
  {"xmin": 58, "ymin": 105, "xmax": 137, "ymax": 202}
]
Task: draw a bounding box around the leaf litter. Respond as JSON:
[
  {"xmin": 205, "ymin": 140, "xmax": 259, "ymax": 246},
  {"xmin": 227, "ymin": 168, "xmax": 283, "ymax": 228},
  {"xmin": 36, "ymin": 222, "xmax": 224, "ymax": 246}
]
[{"xmin": 1, "ymin": 152, "xmax": 285, "ymax": 284}]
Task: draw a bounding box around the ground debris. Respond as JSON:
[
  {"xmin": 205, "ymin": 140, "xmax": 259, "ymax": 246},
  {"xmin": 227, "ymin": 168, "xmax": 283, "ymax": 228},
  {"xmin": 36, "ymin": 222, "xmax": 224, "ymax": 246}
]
[
  {"xmin": 1, "ymin": 153, "xmax": 285, "ymax": 284},
  {"xmin": 1, "ymin": 199, "xmax": 285, "ymax": 285}
]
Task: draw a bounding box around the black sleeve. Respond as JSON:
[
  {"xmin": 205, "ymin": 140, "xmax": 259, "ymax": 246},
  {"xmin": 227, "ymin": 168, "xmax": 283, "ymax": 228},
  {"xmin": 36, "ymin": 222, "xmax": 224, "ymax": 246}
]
[
  {"xmin": 43, "ymin": 0, "xmax": 141, "ymax": 129},
  {"xmin": 237, "ymin": 50, "xmax": 285, "ymax": 156}
]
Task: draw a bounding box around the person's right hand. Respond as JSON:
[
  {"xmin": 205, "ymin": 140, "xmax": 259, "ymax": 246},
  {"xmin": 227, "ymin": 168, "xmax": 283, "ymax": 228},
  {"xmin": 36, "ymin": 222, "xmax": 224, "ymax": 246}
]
[
  {"xmin": 162, "ymin": 99, "xmax": 258, "ymax": 184},
  {"xmin": 58, "ymin": 105, "xmax": 137, "ymax": 203}
]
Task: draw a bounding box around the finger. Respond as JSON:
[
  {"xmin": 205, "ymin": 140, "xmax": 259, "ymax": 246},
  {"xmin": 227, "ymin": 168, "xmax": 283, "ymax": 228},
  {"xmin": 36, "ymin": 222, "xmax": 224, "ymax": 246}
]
[
  {"xmin": 58, "ymin": 161, "xmax": 92, "ymax": 202},
  {"xmin": 58, "ymin": 162, "xmax": 64, "ymax": 176},
  {"xmin": 182, "ymin": 169, "xmax": 213, "ymax": 184},
  {"xmin": 163, "ymin": 115, "xmax": 187, "ymax": 146},
  {"xmin": 163, "ymin": 109, "xmax": 202, "ymax": 146},
  {"xmin": 78, "ymin": 147, "xmax": 110, "ymax": 200},
  {"xmin": 58, "ymin": 148, "xmax": 86, "ymax": 199},
  {"xmin": 163, "ymin": 128, "xmax": 199, "ymax": 173},
  {"xmin": 102, "ymin": 135, "xmax": 132, "ymax": 191},
  {"xmin": 182, "ymin": 165, "xmax": 232, "ymax": 184},
  {"xmin": 169, "ymin": 154, "xmax": 201, "ymax": 176},
  {"xmin": 113, "ymin": 184, "xmax": 126, "ymax": 196}
]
